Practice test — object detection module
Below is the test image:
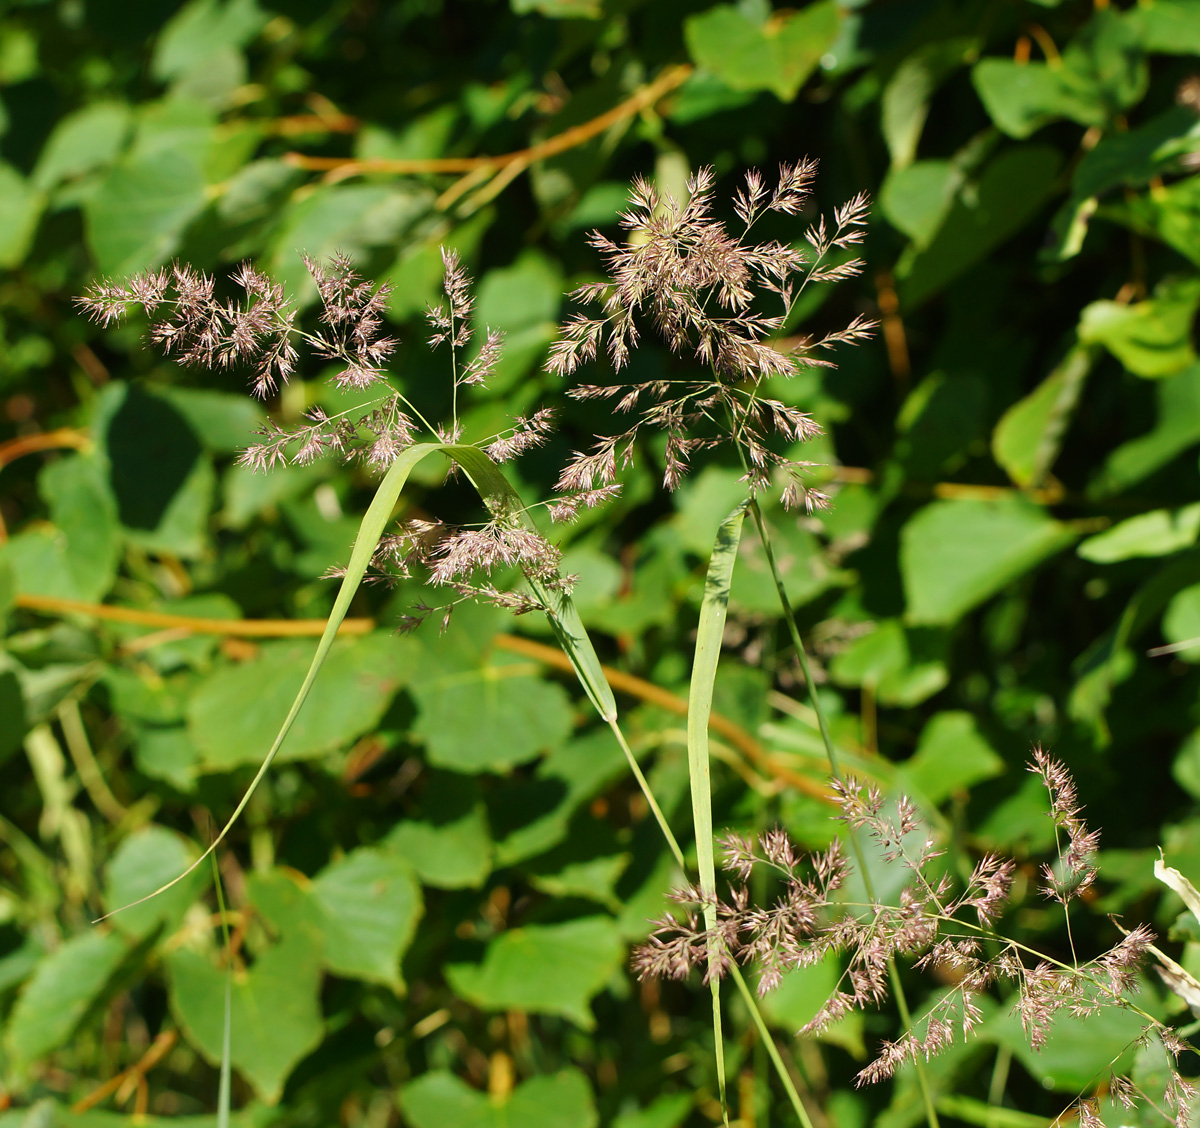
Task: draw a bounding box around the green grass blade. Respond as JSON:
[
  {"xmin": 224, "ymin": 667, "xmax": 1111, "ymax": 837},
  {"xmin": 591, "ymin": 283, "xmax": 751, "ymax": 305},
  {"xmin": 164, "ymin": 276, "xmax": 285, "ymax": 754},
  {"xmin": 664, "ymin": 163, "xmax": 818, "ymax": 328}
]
[
  {"xmin": 100, "ymin": 442, "xmax": 615, "ymax": 922},
  {"xmin": 97, "ymin": 442, "xmax": 449, "ymax": 920},
  {"xmin": 689, "ymin": 501, "xmax": 747, "ymax": 1124}
]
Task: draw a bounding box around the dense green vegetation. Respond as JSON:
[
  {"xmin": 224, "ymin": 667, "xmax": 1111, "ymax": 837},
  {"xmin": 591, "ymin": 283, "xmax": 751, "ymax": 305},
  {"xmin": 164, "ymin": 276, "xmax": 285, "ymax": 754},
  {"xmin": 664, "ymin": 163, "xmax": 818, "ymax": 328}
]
[{"xmin": 4, "ymin": 0, "xmax": 1200, "ymax": 1125}]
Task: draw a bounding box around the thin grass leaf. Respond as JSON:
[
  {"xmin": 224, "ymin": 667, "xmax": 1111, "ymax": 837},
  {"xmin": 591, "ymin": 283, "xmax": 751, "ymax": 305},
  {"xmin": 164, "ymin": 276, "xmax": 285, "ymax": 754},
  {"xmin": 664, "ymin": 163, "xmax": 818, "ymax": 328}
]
[
  {"xmin": 99, "ymin": 443, "xmax": 613, "ymax": 920},
  {"xmin": 689, "ymin": 501, "xmax": 748, "ymax": 1124}
]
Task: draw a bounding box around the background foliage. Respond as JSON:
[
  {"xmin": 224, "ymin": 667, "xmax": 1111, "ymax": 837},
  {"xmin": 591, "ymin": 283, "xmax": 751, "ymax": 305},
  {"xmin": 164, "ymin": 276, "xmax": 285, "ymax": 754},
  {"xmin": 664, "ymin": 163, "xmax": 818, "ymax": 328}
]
[{"xmin": 2, "ymin": 0, "xmax": 1200, "ymax": 1125}]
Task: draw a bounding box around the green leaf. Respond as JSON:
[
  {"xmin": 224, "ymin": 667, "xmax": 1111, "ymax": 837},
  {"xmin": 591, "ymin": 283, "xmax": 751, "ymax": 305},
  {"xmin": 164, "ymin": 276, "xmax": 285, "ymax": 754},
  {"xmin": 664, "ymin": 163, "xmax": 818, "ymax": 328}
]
[
  {"xmin": 993, "ymin": 345, "xmax": 1094, "ymax": 487},
  {"xmin": 898, "ymin": 146, "xmax": 1062, "ymax": 308},
  {"xmin": 1163, "ymin": 584, "xmax": 1200, "ymax": 663},
  {"xmin": 828, "ymin": 620, "xmax": 949, "ymax": 707},
  {"xmin": 84, "ymin": 147, "xmax": 208, "ymax": 275},
  {"xmin": 167, "ymin": 922, "xmax": 323, "ymax": 1104},
  {"xmin": 160, "ymin": 388, "xmax": 265, "ymax": 454},
  {"xmin": 1079, "ymin": 276, "xmax": 1200, "ymax": 378},
  {"xmin": 982, "ymin": 997, "xmax": 1144, "ymax": 1091},
  {"xmin": 1127, "ymin": 0, "xmax": 1200, "ymax": 55},
  {"xmin": 187, "ymin": 632, "xmax": 412, "ymax": 770},
  {"xmin": 399, "ymin": 1068, "xmax": 598, "ymax": 1128},
  {"xmin": 901, "ymin": 496, "xmax": 1076, "ymax": 625},
  {"xmin": 684, "ymin": 2, "xmax": 840, "ymax": 102},
  {"xmin": 384, "ymin": 772, "xmax": 492, "ymax": 889},
  {"xmin": 268, "ymin": 184, "xmax": 433, "ymax": 304},
  {"xmin": 32, "ymin": 102, "xmax": 132, "ymax": 190},
  {"xmin": 0, "ymin": 162, "xmax": 45, "ymax": 267},
  {"xmin": 972, "ymin": 60, "xmax": 1104, "ymax": 139},
  {"xmin": 0, "ymin": 454, "xmax": 120, "ymax": 603},
  {"xmin": 310, "ymin": 847, "xmax": 422, "ymax": 988},
  {"xmin": 103, "ymin": 826, "xmax": 203, "ymax": 940},
  {"xmin": 153, "ymin": 0, "xmax": 267, "ymax": 82},
  {"xmin": 411, "ymin": 658, "xmax": 574, "ymax": 773},
  {"xmin": 446, "ymin": 916, "xmax": 624, "ymax": 1028},
  {"xmin": 879, "ymin": 161, "xmax": 963, "ymax": 248},
  {"xmin": 901, "ymin": 711, "xmax": 1005, "ymax": 805},
  {"xmin": 881, "ymin": 38, "xmax": 979, "ymax": 170},
  {"xmin": 1078, "ymin": 503, "xmax": 1200, "ymax": 563},
  {"xmin": 6, "ymin": 932, "xmax": 128, "ymax": 1067},
  {"xmin": 756, "ymin": 952, "xmax": 865, "ymax": 1056},
  {"xmin": 1072, "ymin": 106, "xmax": 1200, "ymax": 199}
]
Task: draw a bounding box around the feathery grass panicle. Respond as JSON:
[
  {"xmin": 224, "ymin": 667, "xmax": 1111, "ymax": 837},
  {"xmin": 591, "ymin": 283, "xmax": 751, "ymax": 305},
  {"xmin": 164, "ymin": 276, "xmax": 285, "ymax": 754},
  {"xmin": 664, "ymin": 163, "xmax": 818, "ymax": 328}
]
[
  {"xmin": 635, "ymin": 753, "xmax": 1192, "ymax": 1111},
  {"xmin": 548, "ymin": 161, "xmax": 877, "ymax": 512}
]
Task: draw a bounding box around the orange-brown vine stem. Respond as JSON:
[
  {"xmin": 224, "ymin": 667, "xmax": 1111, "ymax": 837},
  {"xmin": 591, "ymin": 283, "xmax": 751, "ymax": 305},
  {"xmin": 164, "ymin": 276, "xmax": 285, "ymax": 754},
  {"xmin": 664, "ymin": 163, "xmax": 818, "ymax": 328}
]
[
  {"xmin": 493, "ymin": 633, "xmax": 834, "ymax": 803},
  {"xmin": 0, "ymin": 427, "xmax": 92, "ymax": 468},
  {"xmin": 13, "ymin": 593, "xmax": 375, "ymax": 637},
  {"xmin": 71, "ymin": 1030, "xmax": 177, "ymax": 1114},
  {"xmin": 284, "ymin": 63, "xmax": 694, "ymax": 182},
  {"xmin": 14, "ymin": 591, "xmax": 830, "ymax": 800}
]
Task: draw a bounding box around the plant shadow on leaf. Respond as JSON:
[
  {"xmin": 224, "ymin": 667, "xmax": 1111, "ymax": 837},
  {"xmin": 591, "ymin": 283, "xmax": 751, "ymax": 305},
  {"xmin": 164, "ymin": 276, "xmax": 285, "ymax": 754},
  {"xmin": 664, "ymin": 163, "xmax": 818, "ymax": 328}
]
[{"xmin": 101, "ymin": 383, "xmax": 203, "ymax": 532}]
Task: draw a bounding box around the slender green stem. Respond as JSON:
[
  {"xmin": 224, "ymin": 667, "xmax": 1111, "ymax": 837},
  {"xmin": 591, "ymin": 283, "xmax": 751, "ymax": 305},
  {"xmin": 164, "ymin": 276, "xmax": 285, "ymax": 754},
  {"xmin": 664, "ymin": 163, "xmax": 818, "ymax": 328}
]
[
  {"xmin": 607, "ymin": 719, "xmax": 685, "ymax": 870},
  {"xmin": 731, "ymin": 965, "xmax": 815, "ymax": 1128},
  {"xmin": 210, "ymin": 854, "xmax": 233, "ymax": 1128},
  {"xmin": 747, "ymin": 498, "xmax": 941, "ymax": 1128}
]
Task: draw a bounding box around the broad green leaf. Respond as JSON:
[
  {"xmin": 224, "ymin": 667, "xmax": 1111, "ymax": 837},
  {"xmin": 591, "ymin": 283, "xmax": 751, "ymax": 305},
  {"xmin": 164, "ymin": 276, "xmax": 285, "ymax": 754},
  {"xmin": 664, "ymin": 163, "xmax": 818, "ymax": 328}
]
[
  {"xmin": 1163, "ymin": 584, "xmax": 1200, "ymax": 663},
  {"xmin": 491, "ymin": 728, "xmax": 631, "ymax": 866},
  {"xmin": 153, "ymin": 0, "xmax": 267, "ymax": 82},
  {"xmin": 411, "ymin": 660, "xmax": 574, "ymax": 773},
  {"xmin": 894, "ymin": 371, "xmax": 988, "ymax": 478},
  {"xmin": 982, "ymin": 997, "xmax": 1145, "ymax": 1091},
  {"xmin": 881, "ymin": 38, "xmax": 978, "ymax": 170},
  {"xmin": 879, "ymin": 161, "xmax": 962, "ymax": 248},
  {"xmin": 898, "ymin": 146, "xmax": 1061, "ymax": 308},
  {"xmin": 829, "ymin": 621, "xmax": 949, "ymax": 707},
  {"xmin": 756, "ymin": 951, "xmax": 865, "ymax": 1056},
  {"xmin": 446, "ymin": 916, "xmax": 624, "ymax": 1028},
  {"xmin": 1125, "ymin": 175, "xmax": 1200, "ymax": 267},
  {"xmin": 1078, "ymin": 504, "xmax": 1200, "ymax": 563},
  {"xmin": 1079, "ymin": 277, "xmax": 1200, "ymax": 377},
  {"xmin": 972, "ymin": 60, "xmax": 1104, "ymax": 139},
  {"xmin": 84, "ymin": 148, "xmax": 208, "ymax": 275},
  {"xmin": 0, "ymin": 162, "xmax": 44, "ymax": 268},
  {"xmin": 384, "ymin": 772, "xmax": 492, "ymax": 889},
  {"xmin": 187, "ymin": 632, "xmax": 411, "ymax": 769},
  {"xmin": 133, "ymin": 725, "xmax": 201, "ymax": 791},
  {"xmin": 32, "ymin": 102, "xmax": 131, "ymax": 190},
  {"xmin": 1072, "ymin": 106, "xmax": 1200, "ymax": 199},
  {"xmin": 0, "ymin": 454, "xmax": 120, "ymax": 603},
  {"xmin": 993, "ymin": 345, "xmax": 1094, "ymax": 487},
  {"xmin": 684, "ymin": 2, "xmax": 839, "ymax": 102},
  {"xmin": 901, "ymin": 497, "xmax": 1076, "ymax": 625},
  {"xmin": 901, "ymin": 711, "xmax": 1005, "ymax": 805},
  {"xmin": 267, "ymin": 184, "xmax": 433, "ymax": 304},
  {"xmin": 310, "ymin": 847, "xmax": 422, "ymax": 988},
  {"xmin": 6, "ymin": 932, "xmax": 128, "ymax": 1067},
  {"xmin": 167, "ymin": 925, "xmax": 323, "ymax": 1104},
  {"xmin": 1127, "ymin": 0, "xmax": 1200, "ymax": 55},
  {"xmin": 103, "ymin": 826, "xmax": 203, "ymax": 939},
  {"xmin": 399, "ymin": 1068, "xmax": 598, "ymax": 1128}
]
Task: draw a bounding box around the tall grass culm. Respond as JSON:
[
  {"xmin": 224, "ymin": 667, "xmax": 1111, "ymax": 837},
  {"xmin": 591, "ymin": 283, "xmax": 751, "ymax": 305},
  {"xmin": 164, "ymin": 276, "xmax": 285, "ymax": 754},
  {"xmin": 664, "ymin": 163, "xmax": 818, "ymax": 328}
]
[{"xmin": 79, "ymin": 162, "xmax": 1200, "ymax": 1127}]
